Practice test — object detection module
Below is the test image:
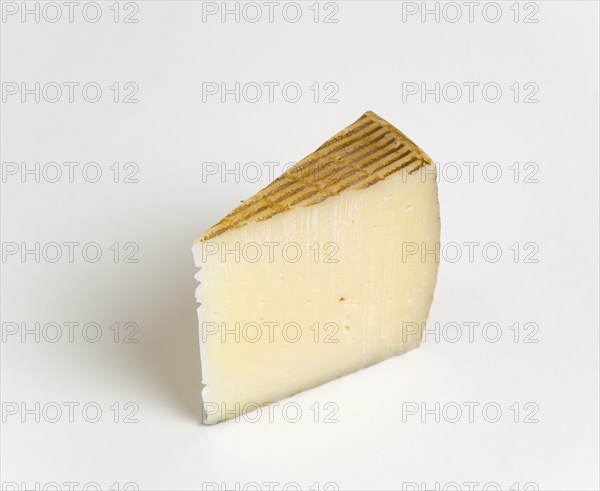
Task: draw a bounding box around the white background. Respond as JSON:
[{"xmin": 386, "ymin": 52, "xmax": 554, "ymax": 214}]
[{"xmin": 1, "ymin": 1, "xmax": 599, "ymax": 490}]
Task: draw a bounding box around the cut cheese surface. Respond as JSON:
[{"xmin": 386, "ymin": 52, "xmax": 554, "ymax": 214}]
[{"xmin": 193, "ymin": 111, "xmax": 440, "ymax": 424}]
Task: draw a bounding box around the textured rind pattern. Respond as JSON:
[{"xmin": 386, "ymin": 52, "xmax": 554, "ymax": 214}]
[{"xmin": 197, "ymin": 110, "xmax": 433, "ymax": 242}]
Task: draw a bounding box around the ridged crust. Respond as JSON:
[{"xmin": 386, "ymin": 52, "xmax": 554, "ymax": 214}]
[{"xmin": 197, "ymin": 111, "xmax": 432, "ymax": 242}]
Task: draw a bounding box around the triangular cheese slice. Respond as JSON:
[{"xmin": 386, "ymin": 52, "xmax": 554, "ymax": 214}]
[{"xmin": 193, "ymin": 111, "xmax": 440, "ymax": 424}]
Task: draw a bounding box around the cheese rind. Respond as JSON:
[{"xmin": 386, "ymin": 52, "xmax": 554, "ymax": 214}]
[
  {"xmin": 193, "ymin": 111, "xmax": 440, "ymax": 424},
  {"xmin": 197, "ymin": 111, "xmax": 432, "ymax": 242}
]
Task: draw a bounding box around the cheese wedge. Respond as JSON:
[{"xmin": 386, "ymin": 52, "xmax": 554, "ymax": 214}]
[{"xmin": 193, "ymin": 111, "xmax": 440, "ymax": 424}]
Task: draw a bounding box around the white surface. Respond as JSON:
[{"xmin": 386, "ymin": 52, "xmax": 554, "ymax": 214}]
[{"xmin": 1, "ymin": 1, "xmax": 599, "ymax": 490}]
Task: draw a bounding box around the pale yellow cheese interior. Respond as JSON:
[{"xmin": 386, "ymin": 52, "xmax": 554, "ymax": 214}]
[{"xmin": 193, "ymin": 165, "xmax": 440, "ymax": 424}]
